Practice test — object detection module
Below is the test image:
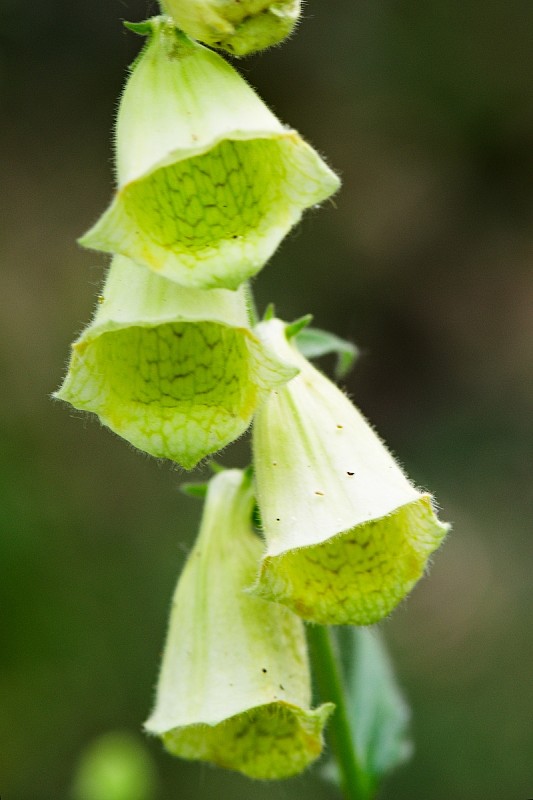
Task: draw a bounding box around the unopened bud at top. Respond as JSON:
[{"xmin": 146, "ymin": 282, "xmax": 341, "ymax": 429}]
[{"xmin": 161, "ymin": 0, "xmax": 301, "ymax": 57}]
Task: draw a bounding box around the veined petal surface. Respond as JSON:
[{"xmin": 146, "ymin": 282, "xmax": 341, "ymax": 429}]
[
  {"xmin": 252, "ymin": 319, "xmax": 449, "ymax": 625},
  {"xmin": 80, "ymin": 19, "xmax": 340, "ymax": 290},
  {"xmin": 145, "ymin": 469, "xmax": 332, "ymax": 779},
  {"xmin": 55, "ymin": 258, "xmax": 296, "ymax": 469}
]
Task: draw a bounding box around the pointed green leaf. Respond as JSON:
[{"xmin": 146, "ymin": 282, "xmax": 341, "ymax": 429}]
[
  {"xmin": 123, "ymin": 20, "xmax": 153, "ymax": 36},
  {"xmin": 180, "ymin": 482, "xmax": 209, "ymax": 498},
  {"xmin": 295, "ymin": 326, "xmax": 359, "ymax": 379},
  {"xmin": 262, "ymin": 302, "xmax": 276, "ymax": 321},
  {"xmin": 285, "ymin": 313, "xmax": 313, "ymax": 340},
  {"xmin": 336, "ymin": 626, "xmax": 413, "ymax": 791}
]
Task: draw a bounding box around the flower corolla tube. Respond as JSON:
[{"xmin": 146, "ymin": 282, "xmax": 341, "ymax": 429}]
[
  {"xmin": 251, "ymin": 318, "xmax": 449, "ymax": 626},
  {"xmin": 80, "ymin": 18, "xmax": 339, "ymax": 291},
  {"xmin": 54, "ymin": 257, "xmax": 296, "ymax": 469},
  {"xmin": 145, "ymin": 469, "xmax": 333, "ymax": 779}
]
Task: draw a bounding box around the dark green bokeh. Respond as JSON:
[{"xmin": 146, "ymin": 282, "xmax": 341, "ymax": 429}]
[{"xmin": 1, "ymin": 1, "xmax": 532, "ymax": 798}]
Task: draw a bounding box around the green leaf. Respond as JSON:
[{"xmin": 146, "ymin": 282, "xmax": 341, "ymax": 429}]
[
  {"xmin": 123, "ymin": 20, "xmax": 153, "ymax": 36},
  {"xmin": 180, "ymin": 482, "xmax": 209, "ymax": 498},
  {"xmin": 285, "ymin": 314, "xmax": 313, "ymax": 340},
  {"xmin": 336, "ymin": 627, "xmax": 413, "ymax": 792},
  {"xmin": 262, "ymin": 302, "xmax": 276, "ymax": 321},
  {"xmin": 295, "ymin": 327, "xmax": 359, "ymax": 379}
]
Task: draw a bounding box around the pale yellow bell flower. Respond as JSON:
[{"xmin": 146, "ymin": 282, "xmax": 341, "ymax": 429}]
[
  {"xmin": 251, "ymin": 318, "xmax": 449, "ymax": 625},
  {"xmin": 80, "ymin": 18, "xmax": 339, "ymax": 290},
  {"xmin": 145, "ymin": 469, "xmax": 333, "ymax": 779},
  {"xmin": 54, "ymin": 257, "xmax": 296, "ymax": 469}
]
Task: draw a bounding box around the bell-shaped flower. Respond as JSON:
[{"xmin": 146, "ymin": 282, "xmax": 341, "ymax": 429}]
[
  {"xmin": 54, "ymin": 257, "xmax": 296, "ymax": 470},
  {"xmin": 145, "ymin": 469, "xmax": 332, "ymax": 779},
  {"xmin": 79, "ymin": 17, "xmax": 340, "ymax": 290},
  {"xmin": 161, "ymin": 0, "xmax": 301, "ymax": 57},
  {"xmin": 251, "ymin": 318, "xmax": 449, "ymax": 626}
]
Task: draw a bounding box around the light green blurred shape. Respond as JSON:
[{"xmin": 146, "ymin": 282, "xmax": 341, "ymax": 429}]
[
  {"xmin": 338, "ymin": 627, "xmax": 413, "ymax": 788},
  {"xmin": 71, "ymin": 732, "xmax": 157, "ymax": 800},
  {"xmin": 295, "ymin": 324, "xmax": 359, "ymax": 379}
]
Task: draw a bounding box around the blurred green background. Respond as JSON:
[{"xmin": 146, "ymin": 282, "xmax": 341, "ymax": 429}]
[{"xmin": 1, "ymin": 1, "xmax": 532, "ymax": 798}]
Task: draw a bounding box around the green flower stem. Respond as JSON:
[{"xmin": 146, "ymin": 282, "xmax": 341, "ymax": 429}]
[
  {"xmin": 308, "ymin": 625, "xmax": 372, "ymax": 800},
  {"xmin": 244, "ymin": 282, "xmax": 260, "ymax": 327}
]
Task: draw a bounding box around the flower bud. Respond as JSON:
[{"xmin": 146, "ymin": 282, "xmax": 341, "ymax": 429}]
[
  {"xmin": 251, "ymin": 318, "xmax": 449, "ymax": 626},
  {"xmin": 161, "ymin": 0, "xmax": 301, "ymax": 57},
  {"xmin": 80, "ymin": 18, "xmax": 339, "ymax": 290},
  {"xmin": 145, "ymin": 469, "xmax": 332, "ymax": 779},
  {"xmin": 54, "ymin": 257, "xmax": 296, "ymax": 469}
]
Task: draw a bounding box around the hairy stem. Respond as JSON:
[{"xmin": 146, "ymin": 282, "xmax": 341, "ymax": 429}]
[{"xmin": 244, "ymin": 281, "xmax": 260, "ymax": 326}]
